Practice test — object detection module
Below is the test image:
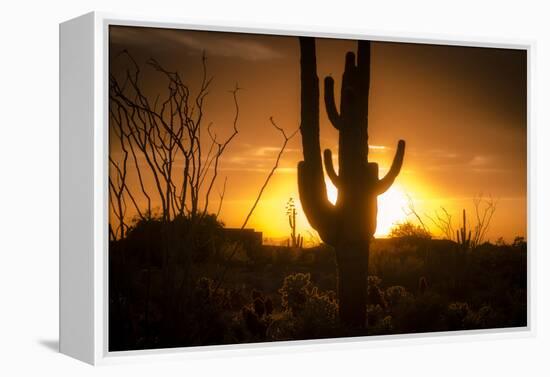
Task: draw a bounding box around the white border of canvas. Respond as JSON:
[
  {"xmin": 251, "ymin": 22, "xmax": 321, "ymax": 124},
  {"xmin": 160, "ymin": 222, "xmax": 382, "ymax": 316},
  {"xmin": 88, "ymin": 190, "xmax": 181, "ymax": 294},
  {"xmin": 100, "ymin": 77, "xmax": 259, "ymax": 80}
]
[{"xmin": 61, "ymin": 11, "xmax": 536, "ymax": 365}]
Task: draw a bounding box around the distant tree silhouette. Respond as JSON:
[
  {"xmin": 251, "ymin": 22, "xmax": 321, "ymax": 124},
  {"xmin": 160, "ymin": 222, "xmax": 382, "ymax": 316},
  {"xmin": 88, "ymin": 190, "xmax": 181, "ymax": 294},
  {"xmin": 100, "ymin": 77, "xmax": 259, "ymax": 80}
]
[
  {"xmin": 389, "ymin": 221, "xmax": 431, "ymax": 240},
  {"xmin": 298, "ymin": 37, "xmax": 406, "ymax": 329}
]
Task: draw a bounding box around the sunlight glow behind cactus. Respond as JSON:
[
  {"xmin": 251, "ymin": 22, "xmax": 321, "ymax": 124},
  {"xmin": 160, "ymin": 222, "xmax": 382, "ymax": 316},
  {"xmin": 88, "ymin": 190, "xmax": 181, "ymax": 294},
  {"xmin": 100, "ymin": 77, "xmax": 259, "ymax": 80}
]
[
  {"xmin": 376, "ymin": 185, "xmax": 410, "ymax": 237},
  {"xmin": 325, "ymin": 179, "xmax": 410, "ymax": 237}
]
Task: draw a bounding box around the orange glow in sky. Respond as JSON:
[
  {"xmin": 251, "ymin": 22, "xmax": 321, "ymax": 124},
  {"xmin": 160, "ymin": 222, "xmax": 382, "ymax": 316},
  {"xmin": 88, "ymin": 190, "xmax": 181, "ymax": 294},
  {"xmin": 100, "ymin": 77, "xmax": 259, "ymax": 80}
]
[{"xmin": 109, "ymin": 26, "xmax": 527, "ymax": 244}]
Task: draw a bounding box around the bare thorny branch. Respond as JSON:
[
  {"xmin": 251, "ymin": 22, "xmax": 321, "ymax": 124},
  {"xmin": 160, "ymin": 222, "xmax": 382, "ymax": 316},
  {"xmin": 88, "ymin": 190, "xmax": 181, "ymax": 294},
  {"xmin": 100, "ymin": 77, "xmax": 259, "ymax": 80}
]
[
  {"xmin": 410, "ymin": 194, "xmax": 497, "ymax": 248},
  {"xmin": 425, "ymin": 206, "xmax": 454, "ymax": 240},
  {"xmin": 108, "ymin": 51, "xmax": 240, "ymax": 237},
  {"xmin": 109, "ymin": 51, "xmax": 298, "ymax": 247},
  {"xmin": 404, "ymin": 195, "xmax": 430, "ymax": 234},
  {"xmin": 241, "ymin": 117, "xmax": 299, "ymax": 229},
  {"xmin": 471, "ymin": 194, "xmax": 497, "ymax": 248},
  {"xmin": 214, "ymin": 117, "xmax": 299, "ymax": 291}
]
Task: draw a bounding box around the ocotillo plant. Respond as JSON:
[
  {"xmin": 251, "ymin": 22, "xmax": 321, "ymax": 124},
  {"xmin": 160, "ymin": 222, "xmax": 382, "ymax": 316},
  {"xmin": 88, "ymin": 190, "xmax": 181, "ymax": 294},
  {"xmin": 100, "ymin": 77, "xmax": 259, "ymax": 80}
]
[{"xmin": 298, "ymin": 37, "xmax": 406, "ymax": 329}]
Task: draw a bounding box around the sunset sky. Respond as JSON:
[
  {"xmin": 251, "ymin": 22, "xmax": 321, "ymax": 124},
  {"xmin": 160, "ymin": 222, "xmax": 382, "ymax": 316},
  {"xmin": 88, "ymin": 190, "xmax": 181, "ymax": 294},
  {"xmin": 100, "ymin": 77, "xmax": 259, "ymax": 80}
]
[{"xmin": 109, "ymin": 25, "xmax": 527, "ymax": 243}]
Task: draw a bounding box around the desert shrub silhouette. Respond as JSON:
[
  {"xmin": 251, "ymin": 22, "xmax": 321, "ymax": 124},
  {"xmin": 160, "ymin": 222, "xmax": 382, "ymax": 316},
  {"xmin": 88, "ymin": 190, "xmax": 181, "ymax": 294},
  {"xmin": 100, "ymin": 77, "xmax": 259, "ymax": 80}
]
[
  {"xmin": 110, "ymin": 225, "xmax": 526, "ymax": 349},
  {"xmin": 240, "ymin": 290, "xmax": 274, "ymax": 340},
  {"xmin": 389, "ymin": 221, "xmax": 432, "ymax": 240},
  {"xmin": 445, "ymin": 302, "xmax": 471, "ymax": 330},
  {"xmin": 271, "ymin": 273, "xmax": 340, "ymax": 340}
]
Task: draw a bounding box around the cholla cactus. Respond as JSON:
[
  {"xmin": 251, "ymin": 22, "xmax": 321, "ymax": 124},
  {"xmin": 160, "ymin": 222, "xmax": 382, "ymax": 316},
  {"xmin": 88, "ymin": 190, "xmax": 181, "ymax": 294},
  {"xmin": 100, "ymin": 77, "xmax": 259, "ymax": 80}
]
[
  {"xmin": 367, "ymin": 275, "xmax": 387, "ymax": 309},
  {"xmin": 242, "ymin": 291, "xmax": 273, "ymax": 338},
  {"xmin": 298, "ymin": 37, "xmax": 406, "ymax": 328},
  {"xmin": 279, "ymin": 272, "xmax": 313, "ymax": 315}
]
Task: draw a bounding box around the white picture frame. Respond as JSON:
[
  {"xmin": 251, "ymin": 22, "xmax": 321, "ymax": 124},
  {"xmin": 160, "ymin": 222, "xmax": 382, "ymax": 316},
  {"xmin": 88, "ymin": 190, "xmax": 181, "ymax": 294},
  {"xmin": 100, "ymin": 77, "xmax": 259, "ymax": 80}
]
[{"xmin": 59, "ymin": 11, "xmax": 534, "ymax": 365}]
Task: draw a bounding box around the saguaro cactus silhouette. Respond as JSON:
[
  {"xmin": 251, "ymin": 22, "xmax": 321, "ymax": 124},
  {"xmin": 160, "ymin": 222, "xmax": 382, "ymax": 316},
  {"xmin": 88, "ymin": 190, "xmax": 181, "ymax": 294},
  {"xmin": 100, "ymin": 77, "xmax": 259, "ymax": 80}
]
[
  {"xmin": 286, "ymin": 198, "xmax": 303, "ymax": 248},
  {"xmin": 456, "ymin": 209, "xmax": 472, "ymax": 251},
  {"xmin": 298, "ymin": 37, "xmax": 406, "ymax": 329}
]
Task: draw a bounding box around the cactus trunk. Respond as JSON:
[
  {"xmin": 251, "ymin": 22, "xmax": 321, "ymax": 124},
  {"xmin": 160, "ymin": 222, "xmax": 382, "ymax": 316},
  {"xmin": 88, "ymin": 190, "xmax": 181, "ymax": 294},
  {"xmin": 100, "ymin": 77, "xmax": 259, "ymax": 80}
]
[
  {"xmin": 335, "ymin": 242, "xmax": 369, "ymax": 327},
  {"xmin": 298, "ymin": 37, "xmax": 405, "ymax": 330}
]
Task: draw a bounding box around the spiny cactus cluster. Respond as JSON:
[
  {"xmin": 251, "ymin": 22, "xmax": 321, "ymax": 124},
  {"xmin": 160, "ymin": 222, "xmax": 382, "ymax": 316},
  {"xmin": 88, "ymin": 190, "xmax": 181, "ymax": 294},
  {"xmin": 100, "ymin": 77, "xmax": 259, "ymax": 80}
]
[
  {"xmin": 274, "ymin": 273, "xmax": 339, "ymax": 338},
  {"xmin": 367, "ymin": 275, "xmax": 387, "ymax": 309},
  {"xmin": 252, "ymin": 289, "xmax": 274, "ymax": 317},
  {"xmin": 278, "ymin": 273, "xmax": 337, "ymax": 316},
  {"xmin": 241, "ymin": 290, "xmax": 273, "ymax": 338},
  {"xmin": 278, "ymin": 272, "xmax": 314, "ymax": 314},
  {"xmin": 365, "ymin": 276, "xmax": 410, "ymax": 334},
  {"xmin": 445, "ymin": 302, "xmax": 498, "ymax": 330},
  {"xmin": 298, "ymin": 37, "xmax": 406, "ymax": 328}
]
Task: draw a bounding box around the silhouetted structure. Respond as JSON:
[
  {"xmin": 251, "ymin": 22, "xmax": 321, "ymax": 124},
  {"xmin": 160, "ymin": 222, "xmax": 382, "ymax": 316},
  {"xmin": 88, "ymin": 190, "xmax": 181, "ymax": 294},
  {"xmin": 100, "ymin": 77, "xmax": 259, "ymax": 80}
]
[
  {"xmin": 298, "ymin": 37, "xmax": 406, "ymax": 329},
  {"xmin": 222, "ymin": 228, "xmax": 263, "ymax": 248}
]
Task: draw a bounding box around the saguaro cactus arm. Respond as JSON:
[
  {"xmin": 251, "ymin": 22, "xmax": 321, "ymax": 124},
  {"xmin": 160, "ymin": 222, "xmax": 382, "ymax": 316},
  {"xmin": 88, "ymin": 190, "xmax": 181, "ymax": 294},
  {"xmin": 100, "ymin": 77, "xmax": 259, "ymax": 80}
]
[
  {"xmin": 297, "ymin": 163, "xmax": 335, "ymax": 242},
  {"xmin": 324, "ymin": 77, "xmax": 342, "ymax": 130},
  {"xmin": 298, "ymin": 37, "xmax": 335, "ymax": 243},
  {"xmin": 323, "ymin": 149, "xmax": 340, "ymax": 187},
  {"xmin": 375, "ymin": 140, "xmax": 406, "ymax": 194}
]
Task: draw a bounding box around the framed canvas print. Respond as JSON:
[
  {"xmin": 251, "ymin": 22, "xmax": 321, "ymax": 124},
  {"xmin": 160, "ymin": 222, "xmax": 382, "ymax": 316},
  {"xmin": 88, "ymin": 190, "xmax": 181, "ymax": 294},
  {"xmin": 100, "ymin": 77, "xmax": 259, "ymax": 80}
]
[{"xmin": 60, "ymin": 12, "xmax": 532, "ymax": 365}]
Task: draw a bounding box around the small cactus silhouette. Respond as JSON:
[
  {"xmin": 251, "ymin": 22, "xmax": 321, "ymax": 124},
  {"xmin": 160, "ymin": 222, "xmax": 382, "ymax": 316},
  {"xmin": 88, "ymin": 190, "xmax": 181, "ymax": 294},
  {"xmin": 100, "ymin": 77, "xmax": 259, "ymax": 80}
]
[
  {"xmin": 298, "ymin": 37, "xmax": 405, "ymax": 328},
  {"xmin": 286, "ymin": 198, "xmax": 303, "ymax": 248},
  {"xmin": 456, "ymin": 209, "xmax": 472, "ymax": 251}
]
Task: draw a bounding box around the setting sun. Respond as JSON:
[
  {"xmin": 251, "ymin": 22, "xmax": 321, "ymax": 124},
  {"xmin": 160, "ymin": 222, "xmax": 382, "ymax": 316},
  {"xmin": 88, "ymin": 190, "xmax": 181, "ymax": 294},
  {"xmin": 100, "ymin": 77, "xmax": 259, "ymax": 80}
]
[
  {"xmin": 375, "ymin": 184, "xmax": 410, "ymax": 237},
  {"xmin": 325, "ymin": 178, "xmax": 410, "ymax": 237},
  {"xmin": 325, "ymin": 178, "xmax": 338, "ymax": 205}
]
